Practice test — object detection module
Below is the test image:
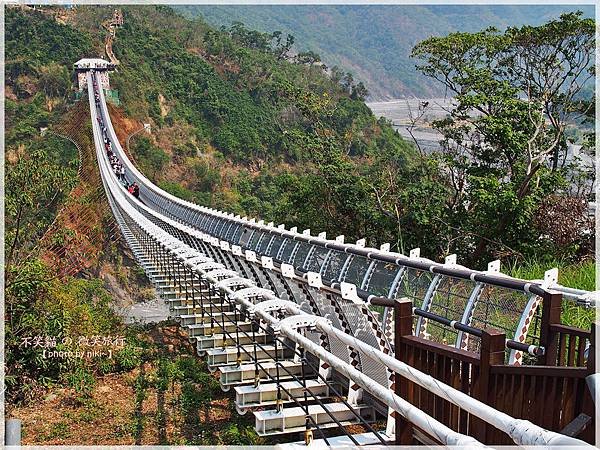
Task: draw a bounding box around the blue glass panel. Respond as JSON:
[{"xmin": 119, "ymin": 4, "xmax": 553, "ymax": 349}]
[
  {"xmin": 321, "ymin": 251, "xmax": 349, "ymax": 282},
  {"xmin": 256, "ymin": 233, "xmax": 274, "ymax": 254},
  {"xmin": 292, "ymin": 242, "xmax": 313, "ymax": 268},
  {"xmin": 267, "ymin": 235, "xmax": 285, "ymax": 258},
  {"xmin": 231, "ymin": 224, "xmax": 245, "ymax": 244},
  {"xmin": 304, "ymin": 247, "xmax": 330, "ymax": 272},
  {"xmin": 279, "ymin": 239, "xmax": 297, "ymax": 263},
  {"xmin": 248, "ymin": 231, "xmax": 265, "ymax": 251},
  {"xmin": 238, "ymin": 227, "xmax": 254, "ymax": 247}
]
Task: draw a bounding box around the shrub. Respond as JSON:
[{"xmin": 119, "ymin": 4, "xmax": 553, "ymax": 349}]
[
  {"xmin": 96, "ymin": 357, "xmax": 117, "ymax": 375},
  {"xmin": 132, "ymin": 136, "xmax": 169, "ymax": 179},
  {"xmin": 220, "ymin": 423, "xmax": 262, "ymax": 445},
  {"xmin": 114, "ymin": 344, "xmax": 143, "ymax": 372},
  {"xmin": 5, "ymin": 259, "xmax": 123, "ymax": 404},
  {"xmin": 65, "ymin": 366, "xmax": 96, "ymax": 399}
]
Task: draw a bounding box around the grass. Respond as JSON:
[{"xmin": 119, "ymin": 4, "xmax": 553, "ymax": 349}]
[
  {"xmin": 507, "ymin": 258, "xmax": 595, "ymax": 291},
  {"xmin": 77, "ymin": 400, "xmax": 104, "ymax": 423},
  {"xmin": 508, "ymin": 257, "xmax": 596, "ymax": 330},
  {"xmin": 42, "ymin": 422, "xmax": 71, "ymax": 441}
]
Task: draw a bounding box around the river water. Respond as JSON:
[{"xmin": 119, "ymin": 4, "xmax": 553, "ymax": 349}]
[{"xmin": 368, "ymin": 98, "xmax": 593, "ymax": 169}]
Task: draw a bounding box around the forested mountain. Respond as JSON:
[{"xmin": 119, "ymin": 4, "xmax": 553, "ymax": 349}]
[
  {"xmin": 6, "ymin": 4, "xmax": 594, "ymax": 282},
  {"xmin": 7, "ymin": 4, "xmax": 419, "ymax": 244},
  {"xmin": 5, "ymin": 5, "xmax": 595, "ymax": 443},
  {"xmin": 177, "ymin": 5, "xmax": 595, "ymax": 99}
]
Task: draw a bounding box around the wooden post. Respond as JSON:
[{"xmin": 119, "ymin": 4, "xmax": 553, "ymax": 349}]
[
  {"xmin": 472, "ymin": 327, "xmax": 505, "ymax": 443},
  {"xmin": 586, "ymin": 322, "xmax": 597, "ymax": 375},
  {"xmin": 394, "ymin": 297, "xmax": 414, "ymax": 445},
  {"xmin": 538, "ymin": 292, "xmax": 562, "ymax": 366},
  {"xmin": 582, "ymin": 322, "xmax": 598, "ymax": 444}
]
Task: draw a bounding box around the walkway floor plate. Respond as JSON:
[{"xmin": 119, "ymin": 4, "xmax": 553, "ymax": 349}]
[
  {"xmin": 236, "ymin": 379, "xmax": 329, "ymax": 410},
  {"xmin": 254, "ymin": 402, "xmax": 374, "ymax": 436},
  {"xmin": 220, "ymin": 360, "xmax": 305, "ymax": 386}
]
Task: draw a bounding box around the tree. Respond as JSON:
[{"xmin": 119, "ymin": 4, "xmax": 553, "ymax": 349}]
[
  {"xmin": 203, "ymin": 29, "xmax": 224, "ymax": 59},
  {"xmin": 37, "ymin": 63, "xmax": 71, "ymax": 99},
  {"xmin": 227, "ymin": 21, "xmax": 271, "ymax": 52},
  {"xmin": 330, "ymin": 65, "xmax": 344, "ymax": 85},
  {"xmin": 271, "ymin": 30, "xmax": 295, "ymax": 60},
  {"xmin": 296, "ymin": 50, "xmax": 321, "ymax": 66},
  {"xmin": 342, "ymin": 72, "xmax": 354, "ymax": 92},
  {"xmin": 133, "ymin": 136, "xmax": 169, "ymax": 179},
  {"xmin": 6, "ymin": 145, "xmax": 75, "ymax": 268},
  {"xmin": 350, "ymin": 81, "xmax": 368, "ymax": 101},
  {"xmin": 5, "ymin": 58, "xmax": 38, "ymax": 85},
  {"xmin": 411, "ymin": 12, "xmax": 595, "ymax": 262}
]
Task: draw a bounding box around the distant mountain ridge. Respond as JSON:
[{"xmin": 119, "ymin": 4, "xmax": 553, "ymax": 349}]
[{"xmin": 176, "ymin": 5, "xmax": 594, "ymax": 100}]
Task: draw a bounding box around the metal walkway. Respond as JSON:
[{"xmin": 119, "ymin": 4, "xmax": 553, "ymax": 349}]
[{"xmin": 86, "ymin": 69, "xmax": 594, "ymax": 447}]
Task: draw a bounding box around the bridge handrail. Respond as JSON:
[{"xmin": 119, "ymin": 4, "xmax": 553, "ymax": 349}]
[
  {"xmin": 88, "ymin": 71, "xmax": 595, "ymax": 447},
  {"xmin": 90, "ymin": 99, "xmax": 483, "ymax": 446},
  {"xmin": 90, "ymin": 71, "xmax": 597, "ymax": 303}
]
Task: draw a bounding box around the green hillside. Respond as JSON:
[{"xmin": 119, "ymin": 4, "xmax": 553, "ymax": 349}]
[
  {"xmin": 5, "ymin": 4, "xmax": 422, "ymax": 257},
  {"xmin": 177, "ymin": 5, "xmax": 595, "ymax": 99},
  {"xmin": 101, "ymin": 6, "xmax": 418, "ymax": 245},
  {"xmin": 5, "ymin": 5, "xmax": 595, "ymax": 444}
]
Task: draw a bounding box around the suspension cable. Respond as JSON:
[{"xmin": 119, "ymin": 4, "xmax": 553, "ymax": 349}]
[{"xmin": 200, "ymin": 285, "xmax": 381, "ymax": 444}]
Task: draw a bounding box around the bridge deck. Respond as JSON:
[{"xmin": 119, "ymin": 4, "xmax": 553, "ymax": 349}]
[{"xmin": 85, "ymin": 68, "xmax": 595, "ymax": 447}]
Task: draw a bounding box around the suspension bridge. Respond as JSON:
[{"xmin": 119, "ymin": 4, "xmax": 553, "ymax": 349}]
[{"xmin": 83, "ymin": 66, "xmax": 597, "ymax": 447}]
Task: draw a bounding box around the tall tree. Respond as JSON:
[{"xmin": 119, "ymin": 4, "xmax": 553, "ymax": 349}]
[
  {"xmin": 5, "ymin": 146, "xmax": 75, "ymax": 268},
  {"xmin": 411, "ymin": 12, "xmax": 595, "ymax": 261}
]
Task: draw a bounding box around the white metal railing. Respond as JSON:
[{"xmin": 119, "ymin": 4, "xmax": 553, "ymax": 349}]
[
  {"xmin": 87, "ymin": 71, "xmax": 594, "ymax": 448},
  {"xmin": 92, "ymin": 69, "xmax": 595, "ymax": 310}
]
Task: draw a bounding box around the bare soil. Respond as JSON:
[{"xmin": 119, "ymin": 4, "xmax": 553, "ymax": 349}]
[{"xmin": 9, "ymin": 325, "xmax": 254, "ymax": 446}]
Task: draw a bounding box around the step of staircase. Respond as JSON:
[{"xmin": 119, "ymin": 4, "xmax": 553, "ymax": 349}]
[
  {"xmin": 185, "ymin": 320, "xmax": 253, "ymax": 337},
  {"xmin": 160, "ymin": 290, "xmax": 222, "ymax": 302},
  {"xmin": 168, "ymin": 302, "xmax": 233, "ymax": 314},
  {"xmin": 146, "ymin": 267, "xmax": 197, "ymax": 274},
  {"xmin": 153, "ymin": 284, "xmax": 206, "ymax": 294},
  {"xmin": 282, "ymin": 431, "xmax": 392, "ymax": 448},
  {"xmin": 195, "ymin": 331, "xmax": 270, "ymax": 352},
  {"xmin": 206, "ymin": 344, "xmax": 290, "ymax": 370},
  {"xmin": 178, "ymin": 311, "xmax": 238, "ymax": 326},
  {"xmin": 150, "ymin": 275, "xmax": 201, "ymax": 284}
]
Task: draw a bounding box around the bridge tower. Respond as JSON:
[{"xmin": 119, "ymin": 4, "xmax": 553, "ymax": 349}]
[
  {"xmin": 112, "ymin": 9, "xmax": 124, "ymax": 26},
  {"xmin": 73, "ymin": 58, "xmax": 120, "ymax": 105},
  {"xmin": 74, "ymin": 58, "xmax": 114, "ymax": 90}
]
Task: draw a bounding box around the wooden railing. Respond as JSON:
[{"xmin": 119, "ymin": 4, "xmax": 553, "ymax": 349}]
[
  {"xmin": 550, "ymin": 323, "xmax": 590, "ymax": 366},
  {"xmin": 393, "ymin": 296, "xmax": 596, "ymax": 445},
  {"xmin": 539, "ymin": 291, "xmax": 593, "ymax": 367},
  {"xmin": 486, "ymin": 364, "xmax": 594, "ymax": 443}
]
